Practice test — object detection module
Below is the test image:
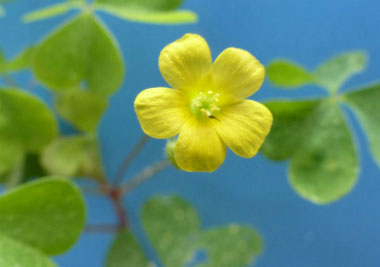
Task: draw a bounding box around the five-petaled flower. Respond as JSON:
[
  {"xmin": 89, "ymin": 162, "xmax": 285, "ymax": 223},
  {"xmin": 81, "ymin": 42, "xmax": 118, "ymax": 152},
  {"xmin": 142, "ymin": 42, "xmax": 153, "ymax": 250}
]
[{"xmin": 134, "ymin": 34, "xmax": 273, "ymax": 172}]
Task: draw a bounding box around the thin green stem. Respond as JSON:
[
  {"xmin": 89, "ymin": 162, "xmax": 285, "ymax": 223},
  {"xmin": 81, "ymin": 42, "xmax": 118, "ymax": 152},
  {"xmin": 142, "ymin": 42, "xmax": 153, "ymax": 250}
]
[
  {"xmin": 120, "ymin": 159, "xmax": 171, "ymax": 196},
  {"xmin": 114, "ymin": 134, "xmax": 150, "ymax": 186}
]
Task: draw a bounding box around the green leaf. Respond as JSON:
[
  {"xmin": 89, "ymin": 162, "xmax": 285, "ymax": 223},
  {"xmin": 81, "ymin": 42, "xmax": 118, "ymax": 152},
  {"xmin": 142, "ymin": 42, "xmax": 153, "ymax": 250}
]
[
  {"xmin": 22, "ymin": 2, "xmax": 86, "ymax": 23},
  {"xmin": 0, "ymin": 136, "xmax": 23, "ymax": 177},
  {"xmin": 197, "ymin": 225, "xmax": 262, "ymax": 267},
  {"xmin": 314, "ymin": 51, "xmax": 367, "ymax": 93},
  {"xmin": 55, "ymin": 89, "xmax": 108, "ymax": 132},
  {"xmin": 41, "ymin": 135, "xmax": 104, "ymax": 180},
  {"xmin": 0, "ymin": 235, "xmax": 56, "ymax": 267},
  {"xmin": 289, "ymin": 101, "xmax": 359, "ymax": 204},
  {"xmin": 95, "ymin": 0, "xmax": 182, "ymax": 11},
  {"xmin": 106, "ymin": 231, "xmax": 150, "ymax": 267},
  {"xmin": 267, "ymin": 60, "xmax": 315, "ymax": 88},
  {"xmin": 0, "ymin": 177, "xmax": 86, "ymax": 255},
  {"xmin": 142, "ymin": 195, "xmax": 199, "ymax": 267},
  {"xmin": 0, "ymin": 88, "xmax": 57, "ymax": 152},
  {"xmin": 261, "ymin": 99, "xmax": 321, "ymax": 160},
  {"xmin": 343, "ymin": 83, "xmax": 380, "ymax": 167},
  {"xmin": 6, "ymin": 46, "xmax": 37, "ymax": 72},
  {"xmin": 33, "ymin": 13, "xmax": 124, "ymax": 96},
  {"xmin": 95, "ymin": 5, "xmax": 197, "ymax": 24},
  {"xmin": 142, "ymin": 196, "xmax": 262, "ymax": 267}
]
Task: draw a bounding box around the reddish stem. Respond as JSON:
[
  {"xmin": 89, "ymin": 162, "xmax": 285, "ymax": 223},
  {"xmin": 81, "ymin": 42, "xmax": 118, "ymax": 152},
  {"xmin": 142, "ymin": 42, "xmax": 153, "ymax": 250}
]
[{"xmin": 102, "ymin": 185, "xmax": 128, "ymax": 230}]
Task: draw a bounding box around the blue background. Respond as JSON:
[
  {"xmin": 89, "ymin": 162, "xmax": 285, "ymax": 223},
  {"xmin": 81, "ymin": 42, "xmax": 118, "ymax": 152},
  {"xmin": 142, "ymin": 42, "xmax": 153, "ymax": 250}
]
[{"xmin": 1, "ymin": 0, "xmax": 380, "ymax": 266}]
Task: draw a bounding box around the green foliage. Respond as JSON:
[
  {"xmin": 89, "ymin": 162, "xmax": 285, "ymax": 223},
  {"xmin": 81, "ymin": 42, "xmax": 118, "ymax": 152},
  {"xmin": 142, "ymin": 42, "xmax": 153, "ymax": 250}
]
[
  {"xmin": 267, "ymin": 60, "xmax": 314, "ymax": 87},
  {"xmin": 0, "ymin": 47, "xmax": 37, "ymax": 73},
  {"xmin": 22, "ymin": 2, "xmax": 86, "ymax": 23},
  {"xmin": 41, "ymin": 135, "xmax": 104, "ymax": 180},
  {"xmin": 106, "ymin": 231, "xmax": 150, "ymax": 267},
  {"xmin": 343, "ymin": 84, "xmax": 380, "ymax": 167},
  {"xmin": 0, "ymin": 88, "xmax": 57, "ymax": 152},
  {"xmin": 267, "ymin": 51, "xmax": 367, "ymax": 93},
  {"xmin": 55, "ymin": 89, "xmax": 108, "ymax": 132},
  {"xmin": 0, "ymin": 177, "xmax": 86, "ymax": 265},
  {"xmin": 33, "ymin": 13, "xmax": 124, "ymax": 96},
  {"xmin": 0, "ymin": 6, "xmax": 4, "ymax": 17},
  {"xmin": 262, "ymin": 52, "xmax": 379, "ymax": 204},
  {"xmin": 142, "ymin": 196, "xmax": 262, "ymax": 266}
]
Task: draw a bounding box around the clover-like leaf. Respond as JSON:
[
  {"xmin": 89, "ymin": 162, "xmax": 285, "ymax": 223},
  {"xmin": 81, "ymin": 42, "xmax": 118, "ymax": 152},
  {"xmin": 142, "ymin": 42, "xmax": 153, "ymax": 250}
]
[
  {"xmin": 33, "ymin": 13, "xmax": 124, "ymax": 96},
  {"xmin": 0, "ymin": 88, "xmax": 57, "ymax": 152},
  {"xmin": 0, "ymin": 177, "xmax": 86, "ymax": 255},
  {"xmin": 6, "ymin": 46, "xmax": 37, "ymax": 73},
  {"xmin": 94, "ymin": 0, "xmax": 197, "ymax": 24},
  {"xmin": 289, "ymin": 102, "xmax": 358, "ymax": 204},
  {"xmin": 261, "ymin": 100, "xmax": 321, "ymax": 160},
  {"xmin": 267, "ymin": 60, "xmax": 314, "ymax": 88},
  {"xmin": 197, "ymin": 225, "xmax": 262, "ymax": 267},
  {"xmin": 142, "ymin": 195, "xmax": 199, "ymax": 267},
  {"xmin": 23, "ymin": 2, "xmax": 86, "ymax": 23},
  {"xmin": 55, "ymin": 89, "xmax": 108, "ymax": 132},
  {"xmin": 106, "ymin": 231, "xmax": 150, "ymax": 267},
  {"xmin": 142, "ymin": 195, "xmax": 262, "ymax": 266},
  {"xmin": 41, "ymin": 135, "xmax": 104, "ymax": 180},
  {"xmin": 314, "ymin": 51, "xmax": 367, "ymax": 93},
  {"xmin": 343, "ymin": 83, "xmax": 380, "ymax": 168},
  {"xmin": 0, "ymin": 235, "xmax": 55, "ymax": 267},
  {"xmin": 263, "ymin": 99, "xmax": 359, "ymax": 204}
]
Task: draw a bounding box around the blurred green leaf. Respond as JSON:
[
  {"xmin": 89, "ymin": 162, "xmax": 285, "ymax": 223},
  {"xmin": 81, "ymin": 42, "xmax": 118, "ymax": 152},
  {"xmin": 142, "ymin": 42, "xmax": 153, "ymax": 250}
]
[
  {"xmin": 0, "ymin": 88, "xmax": 57, "ymax": 152},
  {"xmin": 344, "ymin": 83, "xmax": 380, "ymax": 168},
  {"xmin": 267, "ymin": 60, "xmax": 314, "ymax": 88},
  {"xmin": 6, "ymin": 46, "xmax": 37, "ymax": 72},
  {"xmin": 261, "ymin": 100, "xmax": 321, "ymax": 160},
  {"xmin": 197, "ymin": 225, "xmax": 262, "ymax": 267},
  {"xmin": 33, "ymin": 13, "xmax": 124, "ymax": 96},
  {"xmin": 142, "ymin": 195, "xmax": 262, "ymax": 266},
  {"xmin": 23, "ymin": 2, "xmax": 86, "ymax": 23},
  {"xmin": 289, "ymin": 102, "xmax": 358, "ymax": 204},
  {"xmin": 0, "ymin": 177, "xmax": 86, "ymax": 255},
  {"xmin": 41, "ymin": 135, "xmax": 104, "ymax": 180},
  {"xmin": 95, "ymin": 5, "xmax": 197, "ymax": 24},
  {"xmin": 55, "ymin": 89, "xmax": 108, "ymax": 132},
  {"xmin": 95, "ymin": 0, "xmax": 182, "ymax": 10},
  {"xmin": 0, "ymin": 235, "xmax": 55, "ymax": 267},
  {"xmin": 314, "ymin": 51, "xmax": 367, "ymax": 93},
  {"xmin": 142, "ymin": 195, "xmax": 198, "ymax": 267},
  {"xmin": 106, "ymin": 231, "xmax": 150, "ymax": 267},
  {"xmin": 0, "ymin": 137, "xmax": 22, "ymax": 178},
  {"xmin": 0, "ymin": 6, "xmax": 4, "ymax": 17}
]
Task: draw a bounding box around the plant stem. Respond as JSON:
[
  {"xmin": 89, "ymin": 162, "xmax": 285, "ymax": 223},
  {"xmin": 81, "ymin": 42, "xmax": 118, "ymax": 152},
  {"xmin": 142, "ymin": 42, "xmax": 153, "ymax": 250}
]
[
  {"xmin": 102, "ymin": 185, "xmax": 128, "ymax": 230},
  {"xmin": 121, "ymin": 159, "xmax": 171, "ymax": 196},
  {"xmin": 114, "ymin": 134, "xmax": 150, "ymax": 186},
  {"xmin": 85, "ymin": 224, "xmax": 118, "ymax": 234}
]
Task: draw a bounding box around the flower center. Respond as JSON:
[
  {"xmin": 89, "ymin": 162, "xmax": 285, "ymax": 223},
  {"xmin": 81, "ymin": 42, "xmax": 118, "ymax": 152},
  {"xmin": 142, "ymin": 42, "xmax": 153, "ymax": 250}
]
[{"xmin": 190, "ymin": 90, "xmax": 221, "ymax": 120}]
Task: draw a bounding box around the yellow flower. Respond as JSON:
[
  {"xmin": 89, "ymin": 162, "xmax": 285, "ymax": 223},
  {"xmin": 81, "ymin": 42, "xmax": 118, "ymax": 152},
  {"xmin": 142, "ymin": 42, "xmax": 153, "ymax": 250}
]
[{"xmin": 135, "ymin": 34, "xmax": 273, "ymax": 172}]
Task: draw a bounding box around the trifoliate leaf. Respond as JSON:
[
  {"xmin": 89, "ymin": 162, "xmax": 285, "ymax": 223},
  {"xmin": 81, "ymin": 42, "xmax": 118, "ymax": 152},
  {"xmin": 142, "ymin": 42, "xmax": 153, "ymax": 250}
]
[
  {"xmin": 142, "ymin": 195, "xmax": 199, "ymax": 267},
  {"xmin": 142, "ymin": 195, "xmax": 262, "ymax": 267},
  {"xmin": 314, "ymin": 51, "xmax": 367, "ymax": 93},
  {"xmin": 267, "ymin": 60, "xmax": 314, "ymax": 88},
  {"xmin": 0, "ymin": 88, "xmax": 57, "ymax": 152},
  {"xmin": 343, "ymin": 83, "xmax": 380, "ymax": 168},
  {"xmin": 41, "ymin": 135, "xmax": 104, "ymax": 180},
  {"xmin": 289, "ymin": 102, "xmax": 358, "ymax": 204},
  {"xmin": 106, "ymin": 231, "xmax": 150, "ymax": 267},
  {"xmin": 0, "ymin": 235, "xmax": 56, "ymax": 267},
  {"xmin": 261, "ymin": 100, "xmax": 321, "ymax": 160},
  {"xmin": 55, "ymin": 89, "xmax": 108, "ymax": 132},
  {"xmin": 197, "ymin": 225, "xmax": 262, "ymax": 267},
  {"xmin": 33, "ymin": 13, "xmax": 124, "ymax": 96},
  {"xmin": 22, "ymin": 2, "xmax": 86, "ymax": 23},
  {"xmin": 0, "ymin": 177, "xmax": 86, "ymax": 255}
]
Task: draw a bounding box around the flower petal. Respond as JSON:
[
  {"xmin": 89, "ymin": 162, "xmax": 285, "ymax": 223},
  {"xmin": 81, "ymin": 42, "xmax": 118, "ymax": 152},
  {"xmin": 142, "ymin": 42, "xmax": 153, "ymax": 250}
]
[
  {"xmin": 213, "ymin": 100, "xmax": 273, "ymax": 158},
  {"xmin": 159, "ymin": 33, "xmax": 212, "ymax": 90},
  {"xmin": 212, "ymin": 48, "xmax": 265, "ymax": 99},
  {"xmin": 175, "ymin": 118, "xmax": 226, "ymax": 172},
  {"xmin": 134, "ymin": 87, "xmax": 189, "ymax": 139}
]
